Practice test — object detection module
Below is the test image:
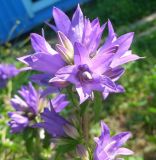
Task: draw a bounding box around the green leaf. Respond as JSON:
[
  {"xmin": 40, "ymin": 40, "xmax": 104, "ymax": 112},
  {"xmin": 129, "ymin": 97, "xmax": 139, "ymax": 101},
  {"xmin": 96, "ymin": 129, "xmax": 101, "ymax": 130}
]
[{"xmin": 56, "ymin": 138, "xmax": 79, "ymax": 154}]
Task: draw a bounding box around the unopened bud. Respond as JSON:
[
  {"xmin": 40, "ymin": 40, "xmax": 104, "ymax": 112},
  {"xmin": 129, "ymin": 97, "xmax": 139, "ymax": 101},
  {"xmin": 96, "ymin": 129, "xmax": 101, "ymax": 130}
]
[
  {"xmin": 68, "ymin": 115, "xmax": 79, "ymax": 127},
  {"xmin": 63, "ymin": 124, "xmax": 79, "ymax": 139},
  {"xmin": 76, "ymin": 144, "xmax": 89, "ymax": 160},
  {"xmin": 57, "ymin": 31, "xmax": 74, "ymax": 64},
  {"xmin": 56, "ymin": 44, "xmax": 72, "ymax": 64}
]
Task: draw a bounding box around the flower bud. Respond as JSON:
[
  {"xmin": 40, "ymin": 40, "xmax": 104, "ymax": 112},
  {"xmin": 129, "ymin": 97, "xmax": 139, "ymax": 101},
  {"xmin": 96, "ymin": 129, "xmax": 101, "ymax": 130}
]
[
  {"xmin": 57, "ymin": 31, "xmax": 74, "ymax": 64},
  {"xmin": 68, "ymin": 115, "xmax": 79, "ymax": 127},
  {"xmin": 76, "ymin": 144, "xmax": 89, "ymax": 160},
  {"xmin": 63, "ymin": 124, "xmax": 79, "ymax": 139}
]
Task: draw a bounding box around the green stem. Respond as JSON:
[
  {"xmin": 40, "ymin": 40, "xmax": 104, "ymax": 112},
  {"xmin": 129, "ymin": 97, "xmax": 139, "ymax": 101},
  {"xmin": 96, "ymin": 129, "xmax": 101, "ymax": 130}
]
[
  {"xmin": 82, "ymin": 111, "xmax": 89, "ymax": 143},
  {"xmin": 81, "ymin": 101, "xmax": 92, "ymax": 147},
  {"xmin": 33, "ymin": 130, "xmax": 43, "ymax": 160}
]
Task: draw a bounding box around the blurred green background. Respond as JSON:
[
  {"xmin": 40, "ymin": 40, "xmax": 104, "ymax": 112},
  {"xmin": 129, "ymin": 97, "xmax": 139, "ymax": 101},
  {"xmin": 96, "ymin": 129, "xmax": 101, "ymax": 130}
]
[{"xmin": 0, "ymin": 0, "xmax": 156, "ymax": 159}]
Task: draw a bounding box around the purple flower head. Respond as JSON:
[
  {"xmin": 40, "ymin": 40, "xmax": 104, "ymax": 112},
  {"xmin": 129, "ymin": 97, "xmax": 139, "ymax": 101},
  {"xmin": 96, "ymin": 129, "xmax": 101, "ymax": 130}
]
[
  {"xmin": 8, "ymin": 112, "xmax": 29, "ymax": 133},
  {"xmin": 48, "ymin": 5, "xmax": 105, "ymax": 63},
  {"xmin": 8, "ymin": 82, "xmax": 41, "ymax": 133},
  {"xmin": 18, "ymin": 5, "xmax": 105, "ymax": 91},
  {"xmin": 36, "ymin": 100, "xmax": 69, "ymax": 137},
  {"xmin": 52, "ymin": 20, "xmax": 141, "ymax": 103},
  {"xmin": 94, "ymin": 121, "xmax": 133, "ymax": 160},
  {"xmin": 18, "ymin": 32, "xmax": 66, "ymax": 87},
  {"xmin": 0, "ymin": 64, "xmax": 19, "ymax": 88}
]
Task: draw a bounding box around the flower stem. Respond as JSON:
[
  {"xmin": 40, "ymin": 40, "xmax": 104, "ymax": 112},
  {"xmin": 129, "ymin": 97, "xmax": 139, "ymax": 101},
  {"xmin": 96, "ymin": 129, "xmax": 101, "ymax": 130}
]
[
  {"xmin": 82, "ymin": 111, "xmax": 89, "ymax": 143},
  {"xmin": 81, "ymin": 101, "xmax": 92, "ymax": 146}
]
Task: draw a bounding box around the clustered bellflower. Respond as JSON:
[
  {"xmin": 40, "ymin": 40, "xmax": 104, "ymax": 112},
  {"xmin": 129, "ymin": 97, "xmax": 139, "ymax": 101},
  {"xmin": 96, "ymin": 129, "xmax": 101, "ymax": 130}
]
[
  {"xmin": 19, "ymin": 5, "xmax": 141, "ymax": 104},
  {"xmin": 8, "ymin": 82, "xmax": 42, "ymax": 133},
  {"xmin": 6, "ymin": 4, "xmax": 142, "ymax": 159},
  {"xmin": 0, "ymin": 64, "xmax": 19, "ymax": 88},
  {"xmin": 50, "ymin": 9, "xmax": 141, "ymax": 103}
]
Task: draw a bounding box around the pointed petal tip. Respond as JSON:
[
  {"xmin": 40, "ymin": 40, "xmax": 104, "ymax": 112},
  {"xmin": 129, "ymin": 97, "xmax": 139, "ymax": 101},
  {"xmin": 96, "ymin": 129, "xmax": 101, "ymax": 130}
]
[
  {"xmin": 30, "ymin": 33, "xmax": 39, "ymax": 39},
  {"xmin": 127, "ymin": 32, "xmax": 135, "ymax": 38},
  {"xmin": 77, "ymin": 3, "xmax": 81, "ymax": 9},
  {"xmin": 117, "ymin": 148, "xmax": 134, "ymax": 156},
  {"xmin": 53, "ymin": 6, "xmax": 57, "ymax": 10},
  {"xmin": 140, "ymin": 56, "xmax": 146, "ymax": 59},
  {"xmin": 57, "ymin": 30, "xmax": 64, "ymax": 37},
  {"xmin": 57, "ymin": 31, "xmax": 69, "ymax": 41},
  {"xmin": 107, "ymin": 19, "xmax": 113, "ymax": 25},
  {"xmin": 100, "ymin": 121, "xmax": 110, "ymax": 132},
  {"xmin": 53, "ymin": 6, "xmax": 60, "ymax": 12},
  {"xmin": 107, "ymin": 18, "xmax": 111, "ymax": 23},
  {"xmin": 120, "ymin": 131, "xmax": 133, "ymax": 140},
  {"xmin": 17, "ymin": 55, "xmax": 30, "ymax": 64}
]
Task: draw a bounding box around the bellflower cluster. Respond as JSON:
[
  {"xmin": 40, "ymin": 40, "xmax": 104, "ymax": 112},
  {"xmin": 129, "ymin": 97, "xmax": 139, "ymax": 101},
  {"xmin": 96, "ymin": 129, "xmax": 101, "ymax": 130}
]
[
  {"xmin": 51, "ymin": 18, "xmax": 141, "ymax": 103},
  {"xmin": 8, "ymin": 82, "xmax": 42, "ymax": 133},
  {"xmin": 0, "ymin": 64, "xmax": 19, "ymax": 88},
  {"xmin": 6, "ymin": 4, "xmax": 142, "ymax": 159},
  {"xmin": 18, "ymin": 5, "xmax": 141, "ymax": 104}
]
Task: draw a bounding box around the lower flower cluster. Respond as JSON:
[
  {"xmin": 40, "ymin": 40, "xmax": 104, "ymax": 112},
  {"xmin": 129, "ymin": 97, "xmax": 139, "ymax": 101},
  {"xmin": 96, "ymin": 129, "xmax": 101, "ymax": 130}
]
[{"xmin": 7, "ymin": 82, "xmax": 133, "ymax": 159}]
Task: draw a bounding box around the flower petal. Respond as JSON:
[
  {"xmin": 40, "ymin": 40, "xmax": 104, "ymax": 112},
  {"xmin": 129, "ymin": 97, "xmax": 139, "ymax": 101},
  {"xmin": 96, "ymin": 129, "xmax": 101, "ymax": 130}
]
[
  {"xmin": 111, "ymin": 132, "xmax": 132, "ymax": 148},
  {"xmin": 30, "ymin": 33, "xmax": 56, "ymax": 54},
  {"xmin": 99, "ymin": 121, "xmax": 110, "ymax": 145},
  {"xmin": 18, "ymin": 52, "xmax": 65, "ymax": 74},
  {"xmin": 76, "ymin": 84, "xmax": 90, "ymax": 104},
  {"xmin": 55, "ymin": 65, "xmax": 78, "ymax": 84},
  {"xmin": 101, "ymin": 20, "xmax": 117, "ymax": 50},
  {"xmin": 104, "ymin": 67, "xmax": 125, "ymax": 81},
  {"xmin": 40, "ymin": 86, "xmax": 59, "ymax": 98},
  {"xmin": 36, "ymin": 101, "xmax": 68, "ymax": 137},
  {"xmin": 30, "ymin": 73, "xmax": 51, "ymax": 86},
  {"xmin": 53, "ymin": 7, "xmax": 71, "ymax": 35},
  {"xmin": 52, "ymin": 94, "xmax": 69, "ymax": 112},
  {"xmin": 68, "ymin": 4, "xmax": 84, "ymax": 43},
  {"xmin": 74, "ymin": 42, "xmax": 89, "ymax": 65},
  {"xmin": 111, "ymin": 51, "xmax": 141, "ymax": 68},
  {"xmin": 113, "ymin": 32, "xmax": 134, "ymax": 58},
  {"xmin": 49, "ymin": 76, "xmax": 69, "ymax": 88},
  {"xmin": 101, "ymin": 76, "xmax": 116, "ymax": 90},
  {"xmin": 116, "ymin": 148, "xmax": 134, "ymax": 155}
]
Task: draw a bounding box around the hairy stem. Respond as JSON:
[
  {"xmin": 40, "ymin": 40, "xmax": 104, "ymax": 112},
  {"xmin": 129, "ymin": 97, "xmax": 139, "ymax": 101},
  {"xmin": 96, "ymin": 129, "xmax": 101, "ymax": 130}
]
[
  {"xmin": 82, "ymin": 111, "xmax": 89, "ymax": 143},
  {"xmin": 81, "ymin": 101, "xmax": 92, "ymax": 146}
]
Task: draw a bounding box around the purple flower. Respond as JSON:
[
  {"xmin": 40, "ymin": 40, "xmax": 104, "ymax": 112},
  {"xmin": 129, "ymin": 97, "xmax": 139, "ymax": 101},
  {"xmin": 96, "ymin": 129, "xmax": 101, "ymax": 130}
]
[
  {"xmin": 18, "ymin": 32, "xmax": 66, "ymax": 85},
  {"xmin": 18, "ymin": 5, "xmax": 141, "ymax": 104},
  {"xmin": 52, "ymin": 20, "xmax": 141, "ymax": 103},
  {"xmin": 0, "ymin": 64, "xmax": 19, "ymax": 88},
  {"xmin": 8, "ymin": 112, "xmax": 29, "ymax": 133},
  {"xmin": 36, "ymin": 100, "xmax": 69, "ymax": 137},
  {"xmin": 94, "ymin": 121, "xmax": 133, "ymax": 160},
  {"xmin": 50, "ymin": 5, "xmax": 105, "ymax": 60},
  {"xmin": 18, "ymin": 5, "xmax": 105, "ymax": 89},
  {"xmin": 8, "ymin": 82, "xmax": 41, "ymax": 133}
]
